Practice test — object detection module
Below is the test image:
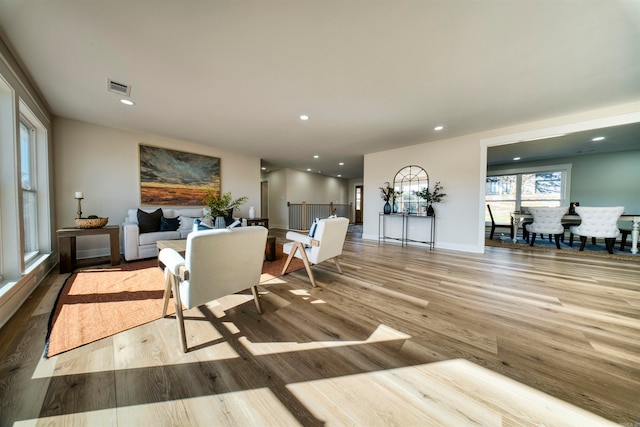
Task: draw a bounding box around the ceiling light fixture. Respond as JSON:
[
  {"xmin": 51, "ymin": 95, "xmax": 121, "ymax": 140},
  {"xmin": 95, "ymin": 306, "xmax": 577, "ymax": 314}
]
[
  {"xmin": 261, "ymin": 167, "xmax": 266, "ymax": 170},
  {"xmin": 313, "ymin": 155, "xmax": 319, "ymax": 159},
  {"xmin": 120, "ymin": 99, "xmax": 134, "ymax": 106},
  {"xmin": 592, "ymin": 136, "xmax": 605, "ymax": 141},
  {"xmin": 300, "ymin": 115, "xmax": 310, "ymax": 120},
  {"xmin": 434, "ymin": 125, "xmax": 444, "ymax": 131},
  {"xmin": 513, "ymin": 157, "xmax": 521, "ymax": 161},
  {"xmin": 339, "ymin": 162, "xmax": 344, "ymax": 166},
  {"xmin": 337, "ymin": 174, "xmax": 342, "ymax": 177},
  {"xmin": 307, "ymin": 168, "xmax": 312, "ymax": 171}
]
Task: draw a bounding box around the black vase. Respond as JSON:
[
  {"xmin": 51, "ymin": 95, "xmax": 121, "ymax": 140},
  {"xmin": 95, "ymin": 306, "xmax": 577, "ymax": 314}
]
[
  {"xmin": 427, "ymin": 204, "xmax": 435, "ymax": 216},
  {"xmin": 383, "ymin": 201, "xmax": 391, "ymax": 214}
]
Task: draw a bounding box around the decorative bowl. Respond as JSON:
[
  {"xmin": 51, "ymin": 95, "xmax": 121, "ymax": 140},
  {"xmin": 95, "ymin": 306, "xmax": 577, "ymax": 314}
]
[{"xmin": 75, "ymin": 217, "xmax": 108, "ymax": 229}]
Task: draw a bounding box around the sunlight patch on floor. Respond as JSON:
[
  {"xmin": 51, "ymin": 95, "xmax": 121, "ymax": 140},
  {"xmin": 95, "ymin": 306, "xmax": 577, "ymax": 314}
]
[{"xmin": 240, "ymin": 324, "xmax": 411, "ymax": 356}]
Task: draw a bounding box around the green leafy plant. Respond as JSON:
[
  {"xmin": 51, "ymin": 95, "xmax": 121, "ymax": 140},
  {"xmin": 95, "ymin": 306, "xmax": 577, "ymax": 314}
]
[
  {"xmin": 203, "ymin": 190, "xmax": 248, "ymax": 218},
  {"xmin": 414, "ymin": 181, "xmax": 446, "ymax": 204}
]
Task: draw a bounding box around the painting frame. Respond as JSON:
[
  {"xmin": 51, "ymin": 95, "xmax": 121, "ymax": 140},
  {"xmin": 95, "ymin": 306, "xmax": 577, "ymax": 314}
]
[{"xmin": 139, "ymin": 144, "xmax": 220, "ymax": 206}]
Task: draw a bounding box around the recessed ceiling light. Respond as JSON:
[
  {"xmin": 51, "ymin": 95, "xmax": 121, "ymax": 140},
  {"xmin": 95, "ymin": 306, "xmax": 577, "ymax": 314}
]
[
  {"xmin": 261, "ymin": 167, "xmax": 266, "ymax": 170},
  {"xmin": 313, "ymin": 155, "xmax": 319, "ymax": 159},
  {"xmin": 592, "ymin": 136, "xmax": 605, "ymax": 141},
  {"xmin": 300, "ymin": 115, "xmax": 310, "ymax": 120},
  {"xmin": 307, "ymin": 168, "xmax": 312, "ymax": 171},
  {"xmin": 120, "ymin": 99, "xmax": 134, "ymax": 106},
  {"xmin": 513, "ymin": 157, "xmax": 521, "ymax": 161},
  {"xmin": 337, "ymin": 174, "xmax": 342, "ymax": 177},
  {"xmin": 339, "ymin": 162, "xmax": 344, "ymax": 166},
  {"xmin": 434, "ymin": 125, "xmax": 444, "ymax": 131}
]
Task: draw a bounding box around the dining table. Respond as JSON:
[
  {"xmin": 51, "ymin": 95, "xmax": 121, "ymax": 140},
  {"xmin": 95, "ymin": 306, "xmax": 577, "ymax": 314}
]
[{"xmin": 510, "ymin": 212, "xmax": 640, "ymax": 254}]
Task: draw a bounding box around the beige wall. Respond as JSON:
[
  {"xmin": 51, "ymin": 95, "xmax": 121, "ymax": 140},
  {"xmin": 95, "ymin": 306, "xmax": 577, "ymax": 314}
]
[{"xmin": 54, "ymin": 117, "xmax": 261, "ymax": 259}]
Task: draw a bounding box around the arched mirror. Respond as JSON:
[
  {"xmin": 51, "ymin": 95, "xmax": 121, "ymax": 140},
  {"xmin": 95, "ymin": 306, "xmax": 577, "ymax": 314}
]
[{"xmin": 393, "ymin": 165, "xmax": 429, "ymax": 214}]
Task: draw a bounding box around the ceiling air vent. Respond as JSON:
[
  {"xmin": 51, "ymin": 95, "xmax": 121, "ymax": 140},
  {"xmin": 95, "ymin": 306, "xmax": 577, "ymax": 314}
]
[{"xmin": 107, "ymin": 79, "xmax": 131, "ymax": 96}]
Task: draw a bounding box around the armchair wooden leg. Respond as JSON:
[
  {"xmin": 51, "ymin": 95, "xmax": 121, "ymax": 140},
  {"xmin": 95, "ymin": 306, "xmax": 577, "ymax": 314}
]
[
  {"xmin": 162, "ymin": 270, "xmax": 173, "ymax": 317},
  {"xmin": 281, "ymin": 243, "xmax": 299, "ymax": 275},
  {"xmin": 282, "ymin": 242, "xmax": 317, "ymax": 287},
  {"xmin": 332, "ymin": 257, "xmax": 343, "ymax": 274},
  {"xmin": 172, "ymin": 278, "xmax": 188, "ymax": 353},
  {"xmin": 554, "ymin": 234, "xmax": 561, "ymax": 249},
  {"xmin": 251, "ymin": 285, "xmax": 263, "ymax": 314}
]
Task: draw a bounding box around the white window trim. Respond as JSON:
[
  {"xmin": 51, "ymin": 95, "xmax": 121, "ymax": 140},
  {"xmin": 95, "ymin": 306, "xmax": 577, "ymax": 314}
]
[{"xmin": 19, "ymin": 99, "xmax": 51, "ymax": 269}]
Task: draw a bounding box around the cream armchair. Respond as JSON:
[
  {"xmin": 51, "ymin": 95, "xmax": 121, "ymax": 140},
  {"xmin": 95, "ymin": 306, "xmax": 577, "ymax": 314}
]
[
  {"xmin": 525, "ymin": 206, "xmax": 569, "ymax": 249},
  {"xmin": 159, "ymin": 226, "xmax": 268, "ymax": 352},
  {"xmin": 569, "ymin": 206, "xmax": 624, "ymax": 254},
  {"xmin": 281, "ymin": 217, "xmax": 349, "ymax": 287}
]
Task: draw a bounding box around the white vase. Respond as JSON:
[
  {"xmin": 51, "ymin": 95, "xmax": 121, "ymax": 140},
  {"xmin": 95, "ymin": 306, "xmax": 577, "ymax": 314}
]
[{"xmin": 249, "ymin": 206, "xmax": 255, "ymax": 219}]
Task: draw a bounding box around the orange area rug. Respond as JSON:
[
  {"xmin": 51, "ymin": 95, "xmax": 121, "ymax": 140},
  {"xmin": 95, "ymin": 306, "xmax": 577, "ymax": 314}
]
[{"xmin": 45, "ymin": 245, "xmax": 304, "ymax": 357}]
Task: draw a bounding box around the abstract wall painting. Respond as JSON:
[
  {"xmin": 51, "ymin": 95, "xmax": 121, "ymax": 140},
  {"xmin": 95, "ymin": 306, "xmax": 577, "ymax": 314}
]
[{"xmin": 139, "ymin": 144, "xmax": 220, "ymax": 206}]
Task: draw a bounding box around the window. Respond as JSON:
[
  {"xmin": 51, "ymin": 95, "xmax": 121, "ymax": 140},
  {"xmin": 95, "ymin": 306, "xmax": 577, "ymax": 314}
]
[
  {"xmin": 486, "ymin": 164, "xmax": 570, "ymax": 224},
  {"xmin": 20, "ymin": 118, "xmax": 39, "ymax": 261}
]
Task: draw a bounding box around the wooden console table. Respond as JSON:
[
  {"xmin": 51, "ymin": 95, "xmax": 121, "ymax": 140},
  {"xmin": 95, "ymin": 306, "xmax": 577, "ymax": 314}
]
[
  {"xmin": 56, "ymin": 225, "xmax": 120, "ymax": 273},
  {"xmin": 246, "ymin": 218, "xmax": 269, "ymax": 229}
]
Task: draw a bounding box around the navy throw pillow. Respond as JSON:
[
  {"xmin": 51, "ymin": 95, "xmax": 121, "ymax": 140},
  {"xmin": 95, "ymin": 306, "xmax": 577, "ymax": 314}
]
[
  {"xmin": 138, "ymin": 208, "xmax": 162, "ymax": 234},
  {"xmin": 160, "ymin": 216, "xmax": 180, "ymax": 231},
  {"xmin": 193, "ymin": 218, "xmax": 213, "ymax": 231},
  {"xmin": 308, "ymin": 217, "xmax": 320, "ymax": 238}
]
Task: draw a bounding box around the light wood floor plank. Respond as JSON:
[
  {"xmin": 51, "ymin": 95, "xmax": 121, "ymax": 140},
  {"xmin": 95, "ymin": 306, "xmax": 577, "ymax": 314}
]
[{"xmin": 1, "ymin": 229, "xmax": 639, "ymax": 425}]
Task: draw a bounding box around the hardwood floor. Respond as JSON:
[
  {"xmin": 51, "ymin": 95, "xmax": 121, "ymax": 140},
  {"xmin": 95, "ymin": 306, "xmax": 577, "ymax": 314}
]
[{"xmin": 1, "ymin": 229, "xmax": 639, "ymax": 426}]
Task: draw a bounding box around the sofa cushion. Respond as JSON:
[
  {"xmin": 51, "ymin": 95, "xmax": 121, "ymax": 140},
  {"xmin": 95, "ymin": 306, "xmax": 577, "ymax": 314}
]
[
  {"xmin": 178, "ymin": 215, "xmax": 198, "ymax": 231},
  {"xmin": 160, "ymin": 216, "xmax": 180, "ymax": 231},
  {"xmin": 139, "ymin": 230, "xmax": 182, "ymax": 246},
  {"xmin": 128, "ymin": 208, "xmax": 174, "ymax": 223},
  {"xmin": 175, "ymin": 208, "xmax": 206, "ymax": 218},
  {"xmin": 138, "ymin": 208, "xmax": 163, "ymax": 233}
]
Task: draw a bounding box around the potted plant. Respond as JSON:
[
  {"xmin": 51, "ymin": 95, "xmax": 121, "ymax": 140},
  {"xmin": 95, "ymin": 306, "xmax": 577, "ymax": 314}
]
[
  {"xmin": 414, "ymin": 181, "xmax": 446, "ymax": 216},
  {"xmin": 202, "ymin": 190, "xmax": 248, "ymax": 228}
]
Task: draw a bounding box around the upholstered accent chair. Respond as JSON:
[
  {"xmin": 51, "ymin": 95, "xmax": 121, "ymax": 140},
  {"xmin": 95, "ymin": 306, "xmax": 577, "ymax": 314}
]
[
  {"xmin": 281, "ymin": 217, "xmax": 349, "ymax": 287},
  {"xmin": 159, "ymin": 226, "xmax": 268, "ymax": 352},
  {"xmin": 525, "ymin": 207, "xmax": 569, "ymax": 249},
  {"xmin": 487, "ymin": 204, "xmax": 512, "ymax": 240},
  {"xmin": 569, "ymin": 206, "xmax": 625, "ymax": 254}
]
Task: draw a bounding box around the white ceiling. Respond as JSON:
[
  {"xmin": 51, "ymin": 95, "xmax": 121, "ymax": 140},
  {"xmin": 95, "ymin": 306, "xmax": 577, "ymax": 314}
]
[{"xmin": 1, "ymin": 1, "xmax": 639, "ymax": 179}]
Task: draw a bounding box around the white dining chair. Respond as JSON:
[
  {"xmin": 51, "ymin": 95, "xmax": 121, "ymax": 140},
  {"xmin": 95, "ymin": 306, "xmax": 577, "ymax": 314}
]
[
  {"xmin": 569, "ymin": 206, "xmax": 624, "ymax": 254},
  {"xmin": 525, "ymin": 206, "xmax": 569, "ymax": 249}
]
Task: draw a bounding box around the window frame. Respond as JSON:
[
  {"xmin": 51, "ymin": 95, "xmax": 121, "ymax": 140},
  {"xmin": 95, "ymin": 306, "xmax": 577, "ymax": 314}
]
[
  {"xmin": 486, "ymin": 163, "xmax": 572, "ymax": 223},
  {"xmin": 19, "ymin": 115, "xmax": 39, "ymax": 263}
]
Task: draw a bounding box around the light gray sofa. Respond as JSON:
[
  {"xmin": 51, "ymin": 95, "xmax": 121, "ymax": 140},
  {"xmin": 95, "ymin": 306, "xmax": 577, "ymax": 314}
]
[{"xmin": 122, "ymin": 207, "xmax": 207, "ymax": 261}]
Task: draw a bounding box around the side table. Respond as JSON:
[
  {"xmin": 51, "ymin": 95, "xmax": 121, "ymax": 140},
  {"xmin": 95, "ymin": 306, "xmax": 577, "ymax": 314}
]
[
  {"xmin": 57, "ymin": 225, "xmax": 120, "ymax": 273},
  {"xmin": 247, "ymin": 218, "xmax": 269, "ymax": 229}
]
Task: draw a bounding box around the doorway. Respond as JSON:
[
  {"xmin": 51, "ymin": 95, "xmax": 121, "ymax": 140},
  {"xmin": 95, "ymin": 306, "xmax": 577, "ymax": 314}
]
[{"xmin": 355, "ymin": 185, "xmax": 363, "ymax": 224}]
